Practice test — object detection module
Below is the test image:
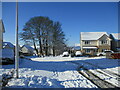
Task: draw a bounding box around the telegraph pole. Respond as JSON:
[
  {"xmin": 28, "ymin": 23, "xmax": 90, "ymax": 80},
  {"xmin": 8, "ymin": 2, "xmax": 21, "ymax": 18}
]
[{"xmin": 15, "ymin": 0, "xmax": 19, "ymax": 78}]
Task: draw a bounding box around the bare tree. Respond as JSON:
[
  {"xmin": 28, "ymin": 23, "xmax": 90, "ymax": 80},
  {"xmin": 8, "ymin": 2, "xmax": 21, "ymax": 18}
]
[
  {"xmin": 20, "ymin": 16, "xmax": 67, "ymax": 57},
  {"xmin": 51, "ymin": 22, "xmax": 66, "ymax": 56}
]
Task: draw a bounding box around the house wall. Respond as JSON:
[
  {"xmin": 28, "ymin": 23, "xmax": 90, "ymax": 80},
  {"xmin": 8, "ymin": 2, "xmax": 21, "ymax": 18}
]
[
  {"xmin": 109, "ymin": 34, "xmax": 117, "ymax": 52},
  {"xmin": 110, "ymin": 34, "xmax": 120, "ymax": 52},
  {"xmin": 98, "ymin": 34, "xmax": 111, "ymax": 46},
  {"xmin": 81, "ymin": 34, "xmax": 111, "ymax": 55},
  {"xmin": 21, "ymin": 47, "xmax": 34, "ymax": 56},
  {"xmin": 82, "ymin": 49, "xmax": 98, "ymax": 56},
  {"xmin": 82, "ymin": 40, "xmax": 98, "ymax": 46},
  {"xmin": 0, "ymin": 22, "xmax": 3, "ymax": 50},
  {"xmin": 98, "ymin": 46, "xmax": 111, "ymax": 52},
  {"xmin": 0, "ymin": 26, "xmax": 2, "ymax": 59},
  {"xmin": 117, "ymin": 40, "xmax": 120, "ymax": 48},
  {"xmin": 21, "ymin": 47, "xmax": 29, "ymax": 53},
  {"xmin": 98, "ymin": 34, "xmax": 111, "ymax": 52}
]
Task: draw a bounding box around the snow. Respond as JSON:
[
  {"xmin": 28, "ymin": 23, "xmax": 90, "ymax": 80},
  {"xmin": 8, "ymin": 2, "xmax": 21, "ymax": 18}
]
[
  {"xmin": 1, "ymin": 56, "xmax": 119, "ymax": 88},
  {"xmin": 81, "ymin": 32, "xmax": 108, "ymax": 40},
  {"xmin": 111, "ymin": 33, "xmax": 120, "ymax": 40},
  {"xmin": 62, "ymin": 52, "xmax": 69, "ymax": 56},
  {"xmin": 75, "ymin": 51, "xmax": 82, "ymax": 56},
  {"xmin": 3, "ymin": 42, "xmax": 14, "ymax": 48},
  {"xmin": 83, "ymin": 47, "xmax": 98, "ymax": 49},
  {"xmin": 22, "ymin": 45, "xmax": 34, "ymax": 50}
]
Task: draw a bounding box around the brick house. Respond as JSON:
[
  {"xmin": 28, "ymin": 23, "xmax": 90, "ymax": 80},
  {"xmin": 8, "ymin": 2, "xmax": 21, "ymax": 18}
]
[{"xmin": 80, "ymin": 32, "xmax": 111, "ymax": 56}]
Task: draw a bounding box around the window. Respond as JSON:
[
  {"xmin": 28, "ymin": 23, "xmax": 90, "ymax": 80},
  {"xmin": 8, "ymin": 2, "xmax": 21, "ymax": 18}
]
[
  {"xmin": 85, "ymin": 49, "xmax": 91, "ymax": 53},
  {"xmin": 84, "ymin": 41, "xmax": 90, "ymax": 44},
  {"xmin": 101, "ymin": 40, "xmax": 108, "ymax": 44}
]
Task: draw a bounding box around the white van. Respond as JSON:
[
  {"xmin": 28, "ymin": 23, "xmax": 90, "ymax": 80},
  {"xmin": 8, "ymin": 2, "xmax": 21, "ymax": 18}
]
[
  {"xmin": 75, "ymin": 51, "xmax": 82, "ymax": 57},
  {"xmin": 62, "ymin": 52, "xmax": 69, "ymax": 57}
]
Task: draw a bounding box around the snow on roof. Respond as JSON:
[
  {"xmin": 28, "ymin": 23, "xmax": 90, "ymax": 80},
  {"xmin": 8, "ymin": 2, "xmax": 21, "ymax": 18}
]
[
  {"xmin": 75, "ymin": 43, "xmax": 80, "ymax": 46},
  {"xmin": 3, "ymin": 42, "xmax": 15, "ymax": 48},
  {"xmin": 83, "ymin": 47, "xmax": 98, "ymax": 49},
  {"xmin": 81, "ymin": 32, "xmax": 108, "ymax": 40},
  {"xmin": 111, "ymin": 33, "xmax": 120, "ymax": 40},
  {"xmin": 31, "ymin": 45, "xmax": 39, "ymax": 49},
  {"xmin": 23, "ymin": 45, "xmax": 34, "ymax": 50}
]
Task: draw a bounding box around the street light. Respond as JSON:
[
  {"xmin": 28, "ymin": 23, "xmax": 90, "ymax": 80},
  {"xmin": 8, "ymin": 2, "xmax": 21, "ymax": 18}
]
[{"xmin": 15, "ymin": 0, "xmax": 19, "ymax": 78}]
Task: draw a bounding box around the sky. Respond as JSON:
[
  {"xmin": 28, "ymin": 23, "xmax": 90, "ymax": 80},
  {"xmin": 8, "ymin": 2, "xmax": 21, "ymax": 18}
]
[{"xmin": 2, "ymin": 2, "xmax": 118, "ymax": 46}]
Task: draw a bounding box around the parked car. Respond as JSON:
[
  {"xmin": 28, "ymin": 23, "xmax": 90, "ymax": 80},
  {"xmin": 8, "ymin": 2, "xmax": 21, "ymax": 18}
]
[
  {"xmin": 75, "ymin": 51, "xmax": 82, "ymax": 57},
  {"xmin": 111, "ymin": 52, "xmax": 120, "ymax": 59},
  {"xmin": 62, "ymin": 52, "xmax": 69, "ymax": 57},
  {"xmin": 97, "ymin": 52, "xmax": 106, "ymax": 56},
  {"xmin": 104, "ymin": 50, "xmax": 114, "ymax": 53},
  {"xmin": 97, "ymin": 50, "xmax": 114, "ymax": 56},
  {"xmin": 2, "ymin": 49, "xmax": 15, "ymax": 64}
]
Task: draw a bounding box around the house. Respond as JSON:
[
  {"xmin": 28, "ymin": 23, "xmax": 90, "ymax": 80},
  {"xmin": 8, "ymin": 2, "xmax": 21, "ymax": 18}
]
[
  {"xmin": 3, "ymin": 42, "xmax": 15, "ymax": 50},
  {"xmin": 21, "ymin": 45, "xmax": 34, "ymax": 56},
  {"xmin": 2, "ymin": 42, "xmax": 15, "ymax": 60},
  {"xmin": 110, "ymin": 33, "xmax": 120, "ymax": 52},
  {"xmin": 80, "ymin": 32, "xmax": 111, "ymax": 56},
  {"xmin": 0, "ymin": 19, "xmax": 5, "ymax": 50}
]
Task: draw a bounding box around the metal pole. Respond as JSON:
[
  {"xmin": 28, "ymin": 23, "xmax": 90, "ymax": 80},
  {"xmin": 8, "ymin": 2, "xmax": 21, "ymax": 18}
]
[
  {"xmin": 80, "ymin": 32, "xmax": 82, "ymax": 51},
  {"xmin": 15, "ymin": 0, "xmax": 19, "ymax": 78}
]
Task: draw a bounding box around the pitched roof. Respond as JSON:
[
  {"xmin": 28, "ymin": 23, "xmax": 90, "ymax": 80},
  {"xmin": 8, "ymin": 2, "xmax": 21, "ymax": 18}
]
[
  {"xmin": 3, "ymin": 42, "xmax": 15, "ymax": 48},
  {"xmin": 0, "ymin": 19, "xmax": 5, "ymax": 33},
  {"xmin": 23, "ymin": 45, "xmax": 34, "ymax": 50},
  {"xmin": 111, "ymin": 33, "xmax": 120, "ymax": 40},
  {"xmin": 81, "ymin": 32, "xmax": 108, "ymax": 40}
]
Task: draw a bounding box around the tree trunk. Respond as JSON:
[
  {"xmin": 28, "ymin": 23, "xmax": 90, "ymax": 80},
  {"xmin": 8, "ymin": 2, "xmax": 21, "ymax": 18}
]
[
  {"xmin": 45, "ymin": 39, "xmax": 48, "ymax": 56},
  {"xmin": 53, "ymin": 46, "xmax": 55, "ymax": 56},
  {"xmin": 33, "ymin": 40, "xmax": 38, "ymax": 56},
  {"xmin": 39, "ymin": 38, "xmax": 43, "ymax": 57}
]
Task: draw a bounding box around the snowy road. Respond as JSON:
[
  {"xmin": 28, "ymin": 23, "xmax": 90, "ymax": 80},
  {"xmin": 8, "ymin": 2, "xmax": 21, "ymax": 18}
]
[{"xmin": 1, "ymin": 56, "xmax": 119, "ymax": 88}]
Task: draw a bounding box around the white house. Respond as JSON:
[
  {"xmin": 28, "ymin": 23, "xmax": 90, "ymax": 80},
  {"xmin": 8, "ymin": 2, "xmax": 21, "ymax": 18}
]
[
  {"xmin": 21, "ymin": 45, "xmax": 34, "ymax": 56},
  {"xmin": 80, "ymin": 32, "xmax": 111, "ymax": 56}
]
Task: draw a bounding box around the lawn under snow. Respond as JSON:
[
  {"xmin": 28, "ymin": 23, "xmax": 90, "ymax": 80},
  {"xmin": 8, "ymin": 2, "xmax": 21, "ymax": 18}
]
[{"xmin": 1, "ymin": 56, "xmax": 119, "ymax": 88}]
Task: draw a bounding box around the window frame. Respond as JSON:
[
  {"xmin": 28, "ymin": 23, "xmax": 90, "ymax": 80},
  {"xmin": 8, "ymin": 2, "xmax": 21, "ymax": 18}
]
[
  {"xmin": 85, "ymin": 49, "xmax": 91, "ymax": 53},
  {"xmin": 100, "ymin": 40, "xmax": 108, "ymax": 45},
  {"xmin": 84, "ymin": 41, "xmax": 91, "ymax": 45}
]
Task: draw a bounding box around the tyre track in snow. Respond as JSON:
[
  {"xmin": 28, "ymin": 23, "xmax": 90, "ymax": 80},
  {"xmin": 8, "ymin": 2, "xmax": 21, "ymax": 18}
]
[
  {"xmin": 69, "ymin": 61, "xmax": 120, "ymax": 88},
  {"xmin": 79, "ymin": 61, "xmax": 120, "ymax": 78}
]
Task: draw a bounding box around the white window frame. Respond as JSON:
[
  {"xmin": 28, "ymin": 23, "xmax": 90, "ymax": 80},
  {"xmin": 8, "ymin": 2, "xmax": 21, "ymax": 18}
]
[
  {"xmin": 100, "ymin": 40, "xmax": 108, "ymax": 45},
  {"xmin": 84, "ymin": 41, "xmax": 91, "ymax": 45}
]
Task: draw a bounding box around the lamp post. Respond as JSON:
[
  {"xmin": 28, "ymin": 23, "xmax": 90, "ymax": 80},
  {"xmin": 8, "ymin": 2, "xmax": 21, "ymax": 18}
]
[{"xmin": 15, "ymin": 0, "xmax": 19, "ymax": 78}]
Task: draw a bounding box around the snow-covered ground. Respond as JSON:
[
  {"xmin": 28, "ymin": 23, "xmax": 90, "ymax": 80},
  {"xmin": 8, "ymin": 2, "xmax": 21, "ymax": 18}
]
[{"xmin": 1, "ymin": 56, "xmax": 119, "ymax": 88}]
